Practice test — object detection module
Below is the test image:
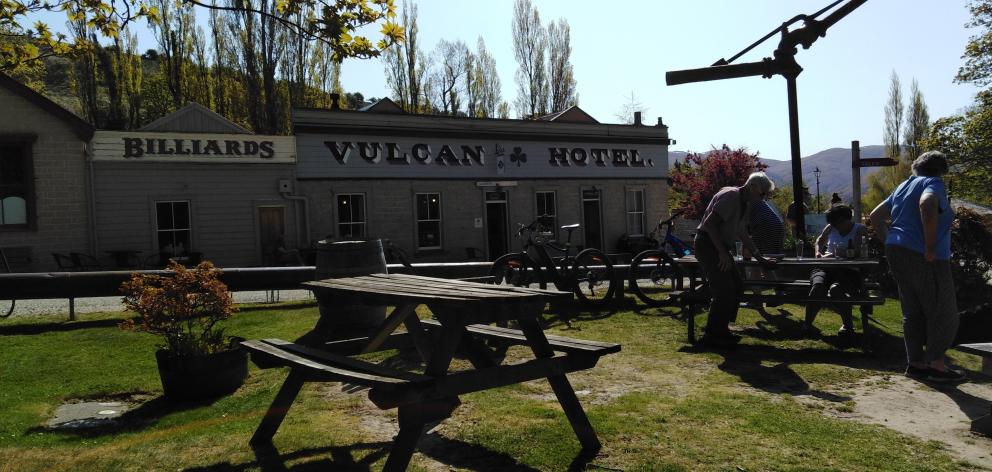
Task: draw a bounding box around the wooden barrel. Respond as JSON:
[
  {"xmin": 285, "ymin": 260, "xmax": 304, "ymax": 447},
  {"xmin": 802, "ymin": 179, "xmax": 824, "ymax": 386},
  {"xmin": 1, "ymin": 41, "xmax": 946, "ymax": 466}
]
[{"xmin": 313, "ymin": 239, "xmax": 388, "ymax": 334}]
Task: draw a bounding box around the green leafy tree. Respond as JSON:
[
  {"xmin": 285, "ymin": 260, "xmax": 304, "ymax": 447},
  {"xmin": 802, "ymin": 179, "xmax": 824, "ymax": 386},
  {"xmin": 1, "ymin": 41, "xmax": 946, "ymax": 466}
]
[
  {"xmin": 0, "ymin": 0, "xmax": 156, "ymax": 69},
  {"xmin": 1, "ymin": 0, "xmax": 401, "ymax": 71},
  {"xmin": 546, "ymin": 17, "xmax": 575, "ymax": 113},
  {"xmin": 472, "ymin": 37, "xmax": 502, "ymax": 118},
  {"xmin": 512, "ymin": 0, "xmax": 546, "ymax": 118},
  {"xmin": 922, "ymin": 0, "xmax": 992, "ymax": 205}
]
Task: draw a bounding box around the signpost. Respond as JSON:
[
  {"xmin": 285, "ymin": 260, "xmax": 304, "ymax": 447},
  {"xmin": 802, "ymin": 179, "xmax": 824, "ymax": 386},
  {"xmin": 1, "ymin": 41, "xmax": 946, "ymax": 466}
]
[
  {"xmin": 855, "ymin": 158, "xmax": 898, "ymax": 168},
  {"xmin": 850, "ymin": 143, "xmax": 897, "ymax": 222}
]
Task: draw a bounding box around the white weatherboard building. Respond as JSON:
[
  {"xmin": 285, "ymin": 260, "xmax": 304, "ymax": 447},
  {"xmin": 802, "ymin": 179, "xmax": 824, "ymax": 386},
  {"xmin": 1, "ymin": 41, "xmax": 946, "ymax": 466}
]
[
  {"xmin": 90, "ymin": 104, "xmax": 299, "ymax": 268},
  {"xmin": 0, "ymin": 71, "xmax": 672, "ymax": 271},
  {"xmin": 293, "ymin": 101, "xmax": 672, "ymax": 262}
]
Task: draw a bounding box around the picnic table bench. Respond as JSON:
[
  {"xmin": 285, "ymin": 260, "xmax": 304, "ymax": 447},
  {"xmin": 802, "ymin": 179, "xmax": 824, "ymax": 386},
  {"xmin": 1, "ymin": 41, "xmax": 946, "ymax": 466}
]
[
  {"xmin": 241, "ymin": 273, "xmax": 619, "ymax": 471},
  {"xmin": 955, "ymin": 343, "xmax": 992, "ymax": 434},
  {"xmin": 675, "ymin": 256, "xmax": 885, "ymax": 349}
]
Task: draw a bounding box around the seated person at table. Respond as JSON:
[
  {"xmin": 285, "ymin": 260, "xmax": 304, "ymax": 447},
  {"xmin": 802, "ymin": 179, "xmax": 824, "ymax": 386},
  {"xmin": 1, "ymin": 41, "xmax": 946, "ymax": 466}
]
[
  {"xmin": 806, "ymin": 205, "xmax": 868, "ymax": 335},
  {"xmin": 695, "ymin": 172, "xmax": 777, "ymax": 348}
]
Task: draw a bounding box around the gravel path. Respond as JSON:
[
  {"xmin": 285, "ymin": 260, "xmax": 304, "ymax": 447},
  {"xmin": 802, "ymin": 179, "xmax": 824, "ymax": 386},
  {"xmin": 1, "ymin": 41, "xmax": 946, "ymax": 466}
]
[{"xmin": 1, "ymin": 289, "xmax": 314, "ymax": 318}]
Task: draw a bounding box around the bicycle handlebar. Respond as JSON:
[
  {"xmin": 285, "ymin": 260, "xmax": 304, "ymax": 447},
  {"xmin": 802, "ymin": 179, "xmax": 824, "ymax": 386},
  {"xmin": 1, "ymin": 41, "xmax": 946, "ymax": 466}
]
[{"xmin": 658, "ymin": 209, "xmax": 685, "ymax": 227}]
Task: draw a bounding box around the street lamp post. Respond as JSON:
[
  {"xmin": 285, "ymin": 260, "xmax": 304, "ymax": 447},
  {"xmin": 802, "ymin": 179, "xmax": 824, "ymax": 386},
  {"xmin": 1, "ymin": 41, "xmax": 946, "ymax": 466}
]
[{"xmin": 813, "ymin": 166, "xmax": 822, "ymax": 214}]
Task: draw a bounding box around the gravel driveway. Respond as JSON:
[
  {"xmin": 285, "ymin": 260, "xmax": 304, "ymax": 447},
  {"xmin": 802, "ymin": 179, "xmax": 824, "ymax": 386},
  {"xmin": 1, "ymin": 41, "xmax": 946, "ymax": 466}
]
[{"xmin": 2, "ymin": 289, "xmax": 314, "ymax": 318}]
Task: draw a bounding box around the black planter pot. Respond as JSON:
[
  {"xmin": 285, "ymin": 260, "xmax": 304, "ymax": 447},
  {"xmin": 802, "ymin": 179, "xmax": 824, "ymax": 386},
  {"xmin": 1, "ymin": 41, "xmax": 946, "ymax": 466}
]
[{"xmin": 155, "ymin": 347, "xmax": 248, "ymax": 401}]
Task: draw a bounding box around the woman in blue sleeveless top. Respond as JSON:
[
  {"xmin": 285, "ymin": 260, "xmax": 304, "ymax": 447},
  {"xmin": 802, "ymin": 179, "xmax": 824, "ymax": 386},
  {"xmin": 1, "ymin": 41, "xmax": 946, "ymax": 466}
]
[{"xmin": 869, "ymin": 151, "xmax": 963, "ymax": 383}]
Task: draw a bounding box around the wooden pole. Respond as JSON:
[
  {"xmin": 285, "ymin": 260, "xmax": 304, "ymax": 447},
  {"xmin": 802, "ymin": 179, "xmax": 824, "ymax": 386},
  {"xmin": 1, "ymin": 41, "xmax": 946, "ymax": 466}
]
[{"xmin": 851, "ymin": 140, "xmax": 861, "ymax": 222}]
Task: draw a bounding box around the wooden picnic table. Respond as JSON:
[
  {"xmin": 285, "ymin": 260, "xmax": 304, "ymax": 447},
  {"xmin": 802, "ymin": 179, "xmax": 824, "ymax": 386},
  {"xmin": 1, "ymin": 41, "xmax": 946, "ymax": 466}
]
[
  {"xmin": 674, "ymin": 256, "xmax": 885, "ymax": 348},
  {"xmin": 241, "ymin": 273, "xmax": 620, "ymax": 471}
]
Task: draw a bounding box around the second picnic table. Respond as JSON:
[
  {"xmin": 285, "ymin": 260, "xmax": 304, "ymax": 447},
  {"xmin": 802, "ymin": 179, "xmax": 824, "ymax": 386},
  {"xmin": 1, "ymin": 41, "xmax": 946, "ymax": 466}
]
[
  {"xmin": 241, "ymin": 273, "xmax": 620, "ymax": 471},
  {"xmin": 674, "ymin": 256, "xmax": 885, "ymax": 347}
]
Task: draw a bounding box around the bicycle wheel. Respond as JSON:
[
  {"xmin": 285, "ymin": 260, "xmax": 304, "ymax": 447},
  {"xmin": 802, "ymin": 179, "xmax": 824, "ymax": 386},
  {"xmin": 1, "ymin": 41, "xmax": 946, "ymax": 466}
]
[
  {"xmin": 629, "ymin": 250, "xmax": 683, "ymax": 306},
  {"xmin": 571, "ymin": 248, "xmax": 615, "ymax": 306},
  {"xmin": 489, "ymin": 253, "xmax": 547, "ymax": 289}
]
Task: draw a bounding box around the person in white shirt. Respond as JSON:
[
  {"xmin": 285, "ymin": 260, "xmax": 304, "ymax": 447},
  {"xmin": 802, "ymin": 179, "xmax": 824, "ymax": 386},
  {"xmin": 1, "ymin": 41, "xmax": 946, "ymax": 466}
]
[{"xmin": 806, "ymin": 205, "xmax": 868, "ymax": 335}]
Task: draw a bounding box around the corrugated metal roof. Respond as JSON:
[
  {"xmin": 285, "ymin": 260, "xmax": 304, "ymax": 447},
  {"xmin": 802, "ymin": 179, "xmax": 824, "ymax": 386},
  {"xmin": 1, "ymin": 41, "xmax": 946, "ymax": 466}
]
[{"xmin": 140, "ymin": 102, "xmax": 252, "ymax": 134}]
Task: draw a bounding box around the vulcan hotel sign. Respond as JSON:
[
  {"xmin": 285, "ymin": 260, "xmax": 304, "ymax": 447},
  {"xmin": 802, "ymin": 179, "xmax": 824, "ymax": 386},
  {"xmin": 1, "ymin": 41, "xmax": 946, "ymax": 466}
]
[
  {"xmin": 296, "ymin": 135, "xmax": 667, "ymax": 179},
  {"xmin": 91, "ymin": 131, "xmax": 296, "ymax": 163}
]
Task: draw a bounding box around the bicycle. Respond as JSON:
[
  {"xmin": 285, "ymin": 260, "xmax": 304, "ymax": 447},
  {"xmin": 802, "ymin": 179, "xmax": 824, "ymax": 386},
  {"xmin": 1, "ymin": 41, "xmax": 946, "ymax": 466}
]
[
  {"xmin": 628, "ymin": 210, "xmax": 694, "ymax": 307},
  {"xmin": 0, "ymin": 248, "xmax": 15, "ymax": 318},
  {"xmin": 489, "ymin": 216, "xmax": 616, "ymax": 307}
]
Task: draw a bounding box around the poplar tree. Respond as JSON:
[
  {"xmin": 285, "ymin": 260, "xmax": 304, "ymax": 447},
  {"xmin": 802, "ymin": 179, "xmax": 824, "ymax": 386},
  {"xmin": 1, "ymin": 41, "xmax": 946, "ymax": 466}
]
[
  {"xmin": 546, "ymin": 18, "xmax": 576, "ymax": 113},
  {"xmin": 473, "ymin": 37, "xmax": 502, "ymax": 118},
  {"xmin": 904, "ymin": 79, "xmax": 930, "ymax": 161},
  {"xmin": 512, "ymin": 0, "xmax": 547, "ymax": 118}
]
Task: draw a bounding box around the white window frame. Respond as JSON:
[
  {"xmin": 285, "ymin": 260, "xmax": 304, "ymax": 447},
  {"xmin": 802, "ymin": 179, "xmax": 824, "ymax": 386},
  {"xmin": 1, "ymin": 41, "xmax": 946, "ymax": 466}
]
[
  {"xmin": 155, "ymin": 200, "xmax": 192, "ymax": 256},
  {"xmin": 336, "ymin": 193, "xmax": 367, "ymax": 240},
  {"xmin": 626, "ymin": 188, "xmax": 646, "ymax": 237},
  {"xmin": 535, "ymin": 190, "xmax": 557, "ymax": 236},
  {"xmin": 415, "ymin": 192, "xmax": 443, "ymax": 250}
]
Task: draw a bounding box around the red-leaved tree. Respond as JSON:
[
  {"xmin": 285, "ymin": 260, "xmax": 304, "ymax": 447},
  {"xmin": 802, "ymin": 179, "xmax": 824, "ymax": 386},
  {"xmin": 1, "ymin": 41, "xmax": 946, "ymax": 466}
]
[{"xmin": 670, "ymin": 145, "xmax": 767, "ymax": 219}]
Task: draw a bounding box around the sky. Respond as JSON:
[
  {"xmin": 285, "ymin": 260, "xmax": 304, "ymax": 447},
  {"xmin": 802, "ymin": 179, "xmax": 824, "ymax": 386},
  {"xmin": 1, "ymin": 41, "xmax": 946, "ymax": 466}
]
[
  {"xmin": 335, "ymin": 0, "xmax": 981, "ymax": 160},
  {"xmin": 33, "ymin": 0, "xmax": 984, "ymax": 160}
]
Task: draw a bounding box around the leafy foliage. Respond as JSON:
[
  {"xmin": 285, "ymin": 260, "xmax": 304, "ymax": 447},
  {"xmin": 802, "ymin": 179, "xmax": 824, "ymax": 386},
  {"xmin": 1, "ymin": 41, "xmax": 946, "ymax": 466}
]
[
  {"xmin": 950, "ymin": 207, "xmax": 992, "ymax": 307},
  {"xmin": 1, "ymin": 0, "xmax": 401, "ymax": 70},
  {"xmin": 120, "ymin": 260, "xmax": 237, "ymax": 358},
  {"xmin": 926, "ymin": 0, "xmax": 992, "ymax": 206},
  {"xmin": 669, "ymin": 145, "xmax": 767, "ymax": 219},
  {"xmin": 923, "ymin": 98, "xmax": 992, "ymax": 206},
  {"xmin": 0, "ymin": 0, "xmax": 157, "ymax": 69}
]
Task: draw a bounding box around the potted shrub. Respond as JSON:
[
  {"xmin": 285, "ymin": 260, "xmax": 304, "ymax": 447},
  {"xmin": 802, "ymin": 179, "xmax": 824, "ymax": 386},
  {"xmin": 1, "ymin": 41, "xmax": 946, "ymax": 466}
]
[{"xmin": 120, "ymin": 260, "xmax": 247, "ymax": 401}]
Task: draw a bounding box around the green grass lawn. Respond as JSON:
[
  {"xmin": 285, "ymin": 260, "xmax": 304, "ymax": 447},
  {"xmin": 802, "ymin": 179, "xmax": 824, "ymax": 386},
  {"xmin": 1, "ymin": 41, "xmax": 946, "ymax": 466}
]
[{"xmin": 0, "ymin": 297, "xmax": 984, "ymax": 471}]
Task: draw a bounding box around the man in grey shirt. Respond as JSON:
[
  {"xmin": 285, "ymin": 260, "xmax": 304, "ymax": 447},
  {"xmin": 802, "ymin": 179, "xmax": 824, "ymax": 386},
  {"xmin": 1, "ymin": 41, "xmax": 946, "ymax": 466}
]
[{"xmin": 694, "ymin": 172, "xmax": 777, "ymax": 348}]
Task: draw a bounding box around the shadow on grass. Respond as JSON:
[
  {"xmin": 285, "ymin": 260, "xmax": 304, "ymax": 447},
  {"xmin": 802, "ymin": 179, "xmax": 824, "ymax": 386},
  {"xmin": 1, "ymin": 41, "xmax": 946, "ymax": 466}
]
[
  {"xmin": 540, "ymin": 300, "xmax": 624, "ymax": 331},
  {"xmin": 185, "ymin": 430, "xmax": 561, "ymax": 472},
  {"xmin": 0, "ymin": 317, "xmax": 125, "ymax": 335},
  {"xmin": 678, "ymin": 341, "xmax": 907, "ymax": 403},
  {"xmin": 416, "ymin": 430, "xmax": 545, "ymax": 471},
  {"xmin": 237, "ymin": 301, "xmax": 316, "ymax": 313},
  {"xmin": 184, "ymin": 442, "xmax": 391, "ymax": 471}
]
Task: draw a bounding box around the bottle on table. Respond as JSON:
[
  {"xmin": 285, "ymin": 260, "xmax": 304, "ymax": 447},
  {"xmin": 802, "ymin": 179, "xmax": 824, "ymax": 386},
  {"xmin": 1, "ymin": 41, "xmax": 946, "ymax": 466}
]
[{"xmin": 846, "ymin": 239, "xmax": 855, "ymax": 259}]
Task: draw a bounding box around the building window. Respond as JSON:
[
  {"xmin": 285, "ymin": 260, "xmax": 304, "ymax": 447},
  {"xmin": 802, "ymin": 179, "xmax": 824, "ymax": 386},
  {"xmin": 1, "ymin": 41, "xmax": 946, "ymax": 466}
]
[
  {"xmin": 415, "ymin": 192, "xmax": 442, "ymax": 250},
  {"xmin": 535, "ymin": 191, "xmax": 557, "ymax": 235},
  {"xmin": 156, "ymin": 201, "xmax": 192, "ymax": 256},
  {"xmin": 337, "ymin": 193, "xmax": 367, "ymax": 240},
  {"xmin": 627, "ymin": 189, "xmax": 646, "ymax": 237},
  {"xmin": 0, "ymin": 143, "xmax": 32, "ymax": 228}
]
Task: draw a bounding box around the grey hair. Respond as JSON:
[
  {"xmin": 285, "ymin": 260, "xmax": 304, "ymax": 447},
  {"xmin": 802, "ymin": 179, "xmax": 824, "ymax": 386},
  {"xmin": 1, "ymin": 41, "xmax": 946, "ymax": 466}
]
[
  {"xmin": 743, "ymin": 171, "xmax": 775, "ymax": 193},
  {"xmin": 911, "ymin": 151, "xmax": 949, "ymax": 177}
]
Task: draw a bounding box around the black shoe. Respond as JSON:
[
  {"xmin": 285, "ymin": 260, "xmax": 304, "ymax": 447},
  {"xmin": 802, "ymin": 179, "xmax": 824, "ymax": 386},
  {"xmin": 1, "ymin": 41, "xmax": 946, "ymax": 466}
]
[
  {"xmin": 837, "ymin": 325, "xmax": 855, "ymax": 337},
  {"xmin": 904, "ymin": 365, "xmax": 929, "ymax": 379},
  {"xmin": 809, "ymin": 283, "xmax": 827, "ymax": 299},
  {"xmin": 925, "ymin": 367, "xmax": 967, "ymax": 384}
]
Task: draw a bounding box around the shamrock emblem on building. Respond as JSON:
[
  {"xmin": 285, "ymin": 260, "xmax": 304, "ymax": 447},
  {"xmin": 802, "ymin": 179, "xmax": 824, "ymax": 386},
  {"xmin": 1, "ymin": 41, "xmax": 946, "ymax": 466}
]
[{"xmin": 510, "ymin": 147, "xmax": 527, "ymax": 166}]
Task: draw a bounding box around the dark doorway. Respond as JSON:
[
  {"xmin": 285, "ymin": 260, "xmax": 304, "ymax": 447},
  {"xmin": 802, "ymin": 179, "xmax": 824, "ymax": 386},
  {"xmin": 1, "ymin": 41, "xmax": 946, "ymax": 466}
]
[
  {"xmin": 258, "ymin": 206, "xmax": 285, "ymax": 265},
  {"xmin": 485, "ymin": 190, "xmax": 509, "ymax": 259},
  {"xmin": 582, "ymin": 189, "xmax": 603, "ymax": 250}
]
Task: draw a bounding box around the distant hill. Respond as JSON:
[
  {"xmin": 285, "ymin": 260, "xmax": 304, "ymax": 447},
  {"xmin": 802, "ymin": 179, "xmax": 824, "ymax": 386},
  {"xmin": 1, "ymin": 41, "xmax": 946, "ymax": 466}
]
[{"xmin": 669, "ymin": 145, "xmax": 888, "ymax": 202}]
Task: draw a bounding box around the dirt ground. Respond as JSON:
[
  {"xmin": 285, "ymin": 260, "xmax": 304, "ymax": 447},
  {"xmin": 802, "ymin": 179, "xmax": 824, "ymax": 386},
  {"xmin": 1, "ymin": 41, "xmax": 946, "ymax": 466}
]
[{"xmin": 805, "ymin": 375, "xmax": 992, "ymax": 470}]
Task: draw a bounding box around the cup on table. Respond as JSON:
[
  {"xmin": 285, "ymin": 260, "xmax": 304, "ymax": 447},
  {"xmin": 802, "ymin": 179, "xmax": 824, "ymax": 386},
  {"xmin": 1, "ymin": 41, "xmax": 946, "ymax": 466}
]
[
  {"xmin": 734, "ymin": 241, "xmax": 743, "ymax": 261},
  {"xmin": 796, "ymin": 240, "xmax": 805, "ymax": 260}
]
